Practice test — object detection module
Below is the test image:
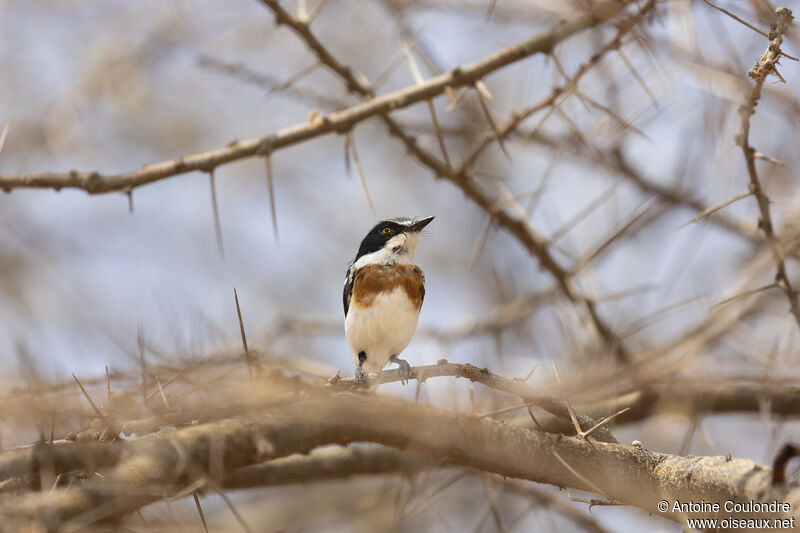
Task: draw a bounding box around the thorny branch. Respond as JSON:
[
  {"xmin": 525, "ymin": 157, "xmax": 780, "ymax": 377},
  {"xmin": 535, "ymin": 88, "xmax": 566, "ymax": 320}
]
[
  {"xmin": 206, "ymin": 48, "xmax": 789, "ymax": 258},
  {"xmin": 0, "ymin": 0, "xmax": 630, "ymax": 194},
  {"xmin": 0, "ymin": 385, "xmax": 797, "ymax": 531},
  {"xmin": 3, "ymin": 354, "xmax": 799, "ymax": 459},
  {"xmin": 220, "ymin": 445, "xmax": 613, "ymax": 532},
  {"xmin": 330, "ymin": 360, "xmax": 619, "ymax": 443},
  {"xmin": 737, "ymin": 7, "xmax": 799, "ymax": 326}
]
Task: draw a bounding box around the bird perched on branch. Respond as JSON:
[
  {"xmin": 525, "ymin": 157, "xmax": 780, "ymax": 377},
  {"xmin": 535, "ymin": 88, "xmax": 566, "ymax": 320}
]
[{"xmin": 343, "ymin": 216, "xmax": 434, "ymax": 385}]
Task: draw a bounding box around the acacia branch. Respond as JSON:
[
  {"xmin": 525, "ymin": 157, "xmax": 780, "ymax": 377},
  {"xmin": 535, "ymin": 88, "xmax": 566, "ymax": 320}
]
[
  {"xmin": 599, "ymin": 383, "xmax": 800, "ymax": 423},
  {"xmin": 341, "ymin": 363, "xmax": 800, "ymax": 434},
  {"xmin": 330, "ymin": 361, "xmax": 620, "ymax": 443},
  {"xmin": 0, "ymin": 392, "xmax": 797, "ymax": 530},
  {"xmin": 0, "ymin": 0, "xmax": 630, "ymax": 194},
  {"xmin": 737, "ymin": 7, "xmax": 799, "ymax": 326},
  {"xmin": 0, "ymin": 360, "xmax": 620, "ymax": 489},
  {"xmin": 5, "ymin": 363, "xmax": 799, "ymax": 489},
  {"xmin": 222, "ymin": 445, "xmax": 613, "ymax": 533},
  {"xmin": 527, "ymin": 383, "xmax": 800, "ymax": 436}
]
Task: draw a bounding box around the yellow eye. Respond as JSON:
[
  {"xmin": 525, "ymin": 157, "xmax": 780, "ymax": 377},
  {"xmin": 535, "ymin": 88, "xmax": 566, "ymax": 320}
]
[{"xmin": 382, "ymin": 227, "xmax": 392, "ymax": 234}]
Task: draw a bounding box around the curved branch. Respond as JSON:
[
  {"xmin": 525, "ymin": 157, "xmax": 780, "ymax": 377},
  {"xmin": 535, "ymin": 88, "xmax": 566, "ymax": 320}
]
[
  {"xmin": 221, "ymin": 445, "xmax": 613, "ymax": 533},
  {"xmin": 737, "ymin": 7, "xmax": 800, "ymax": 326},
  {"xmin": 0, "ymin": 393, "xmax": 797, "ymax": 530},
  {"xmin": 330, "ymin": 361, "xmax": 620, "ymax": 443},
  {"xmin": 0, "ymin": 0, "xmax": 630, "ymax": 194},
  {"xmin": 525, "ymin": 383, "xmax": 800, "ymax": 436},
  {"xmin": 0, "ymin": 360, "xmax": 620, "ymax": 492}
]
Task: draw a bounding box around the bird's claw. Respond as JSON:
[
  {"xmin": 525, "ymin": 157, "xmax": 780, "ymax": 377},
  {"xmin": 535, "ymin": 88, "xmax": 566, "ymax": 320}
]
[
  {"xmin": 355, "ymin": 368, "xmax": 370, "ymax": 387},
  {"xmin": 391, "ymin": 356, "xmax": 412, "ymax": 385}
]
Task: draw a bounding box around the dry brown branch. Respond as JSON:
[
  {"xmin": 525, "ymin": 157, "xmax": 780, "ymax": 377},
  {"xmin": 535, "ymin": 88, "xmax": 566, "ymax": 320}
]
[
  {"xmin": 711, "ymin": 281, "xmax": 777, "ymax": 309},
  {"xmin": 0, "ymin": 389, "xmax": 797, "ymax": 530},
  {"xmin": 737, "ymin": 7, "xmax": 799, "ymax": 326},
  {"xmin": 5, "ymin": 360, "xmax": 800, "ymax": 479},
  {"xmin": 685, "ymin": 188, "xmax": 753, "ymax": 225},
  {"xmin": 0, "ymin": 360, "xmax": 624, "ymax": 502},
  {"xmin": 0, "ymin": 442, "xmax": 120, "ymax": 483},
  {"xmin": 330, "ymin": 361, "xmax": 619, "ymax": 443},
  {"xmin": 529, "ymin": 383, "xmax": 800, "ymax": 435},
  {"xmin": 701, "ymin": 0, "xmax": 769, "ymax": 38},
  {"xmin": 0, "ymin": 0, "xmax": 632, "ymax": 194},
  {"xmin": 0, "ymin": 359, "xmax": 618, "ymax": 491}
]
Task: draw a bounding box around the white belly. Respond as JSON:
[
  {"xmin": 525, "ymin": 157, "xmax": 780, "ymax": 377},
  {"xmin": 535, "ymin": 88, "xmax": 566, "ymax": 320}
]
[{"xmin": 345, "ymin": 287, "xmax": 420, "ymax": 373}]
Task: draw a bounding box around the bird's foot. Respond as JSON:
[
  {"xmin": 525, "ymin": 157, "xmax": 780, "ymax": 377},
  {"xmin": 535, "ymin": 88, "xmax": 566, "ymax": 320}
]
[
  {"xmin": 390, "ymin": 355, "xmax": 412, "ymax": 385},
  {"xmin": 355, "ymin": 367, "xmax": 370, "ymax": 388}
]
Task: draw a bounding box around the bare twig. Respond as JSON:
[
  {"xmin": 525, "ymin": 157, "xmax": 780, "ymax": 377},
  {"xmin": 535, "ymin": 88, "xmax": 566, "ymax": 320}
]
[
  {"xmin": 753, "ymin": 151, "xmax": 789, "ymax": 169},
  {"xmin": 1, "ymin": 390, "xmax": 797, "ymax": 529},
  {"xmin": 332, "ymin": 360, "xmax": 620, "ymax": 444},
  {"xmin": 684, "ymin": 188, "xmax": 753, "ymax": 225},
  {"xmin": 701, "ymin": 0, "xmax": 769, "ymax": 38},
  {"xmin": 737, "ymin": 8, "xmax": 799, "ymax": 327},
  {"xmin": 0, "ymin": 1, "xmax": 635, "ymax": 194},
  {"xmin": 710, "ymin": 282, "xmax": 777, "ymax": 310},
  {"xmin": 581, "ymin": 407, "xmax": 630, "ymax": 440}
]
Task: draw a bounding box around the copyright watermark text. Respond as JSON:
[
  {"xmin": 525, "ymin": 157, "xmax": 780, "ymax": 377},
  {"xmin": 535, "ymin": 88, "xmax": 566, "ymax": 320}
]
[{"xmin": 657, "ymin": 500, "xmax": 795, "ymax": 529}]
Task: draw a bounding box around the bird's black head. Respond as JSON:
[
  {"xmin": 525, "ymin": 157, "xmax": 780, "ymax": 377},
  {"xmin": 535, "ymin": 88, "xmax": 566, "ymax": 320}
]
[{"xmin": 353, "ymin": 216, "xmax": 434, "ymax": 263}]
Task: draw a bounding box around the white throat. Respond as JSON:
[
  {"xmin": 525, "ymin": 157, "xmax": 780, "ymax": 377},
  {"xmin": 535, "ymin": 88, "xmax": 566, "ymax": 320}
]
[{"xmin": 353, "ymin": 233, "xmax": 420, "ymax": 269}]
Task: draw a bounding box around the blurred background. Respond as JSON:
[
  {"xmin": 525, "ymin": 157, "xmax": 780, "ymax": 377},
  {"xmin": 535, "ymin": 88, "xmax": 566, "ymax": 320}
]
[{"xmin": 0, "ymin": 0, "xmax": 798, "ymax": 531}]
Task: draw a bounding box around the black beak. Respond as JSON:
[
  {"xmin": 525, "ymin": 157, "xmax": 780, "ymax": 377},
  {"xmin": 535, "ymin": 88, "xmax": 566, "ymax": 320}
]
[{"xmin": 407, "ymin": 216, "xmax": 434, "ymax": 233}]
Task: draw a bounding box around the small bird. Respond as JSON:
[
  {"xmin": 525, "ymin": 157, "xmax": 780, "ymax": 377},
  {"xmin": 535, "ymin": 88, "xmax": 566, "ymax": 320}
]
[{"xmin": 343, "ymin": 216, "xmax": 434, "ymax": 385}]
